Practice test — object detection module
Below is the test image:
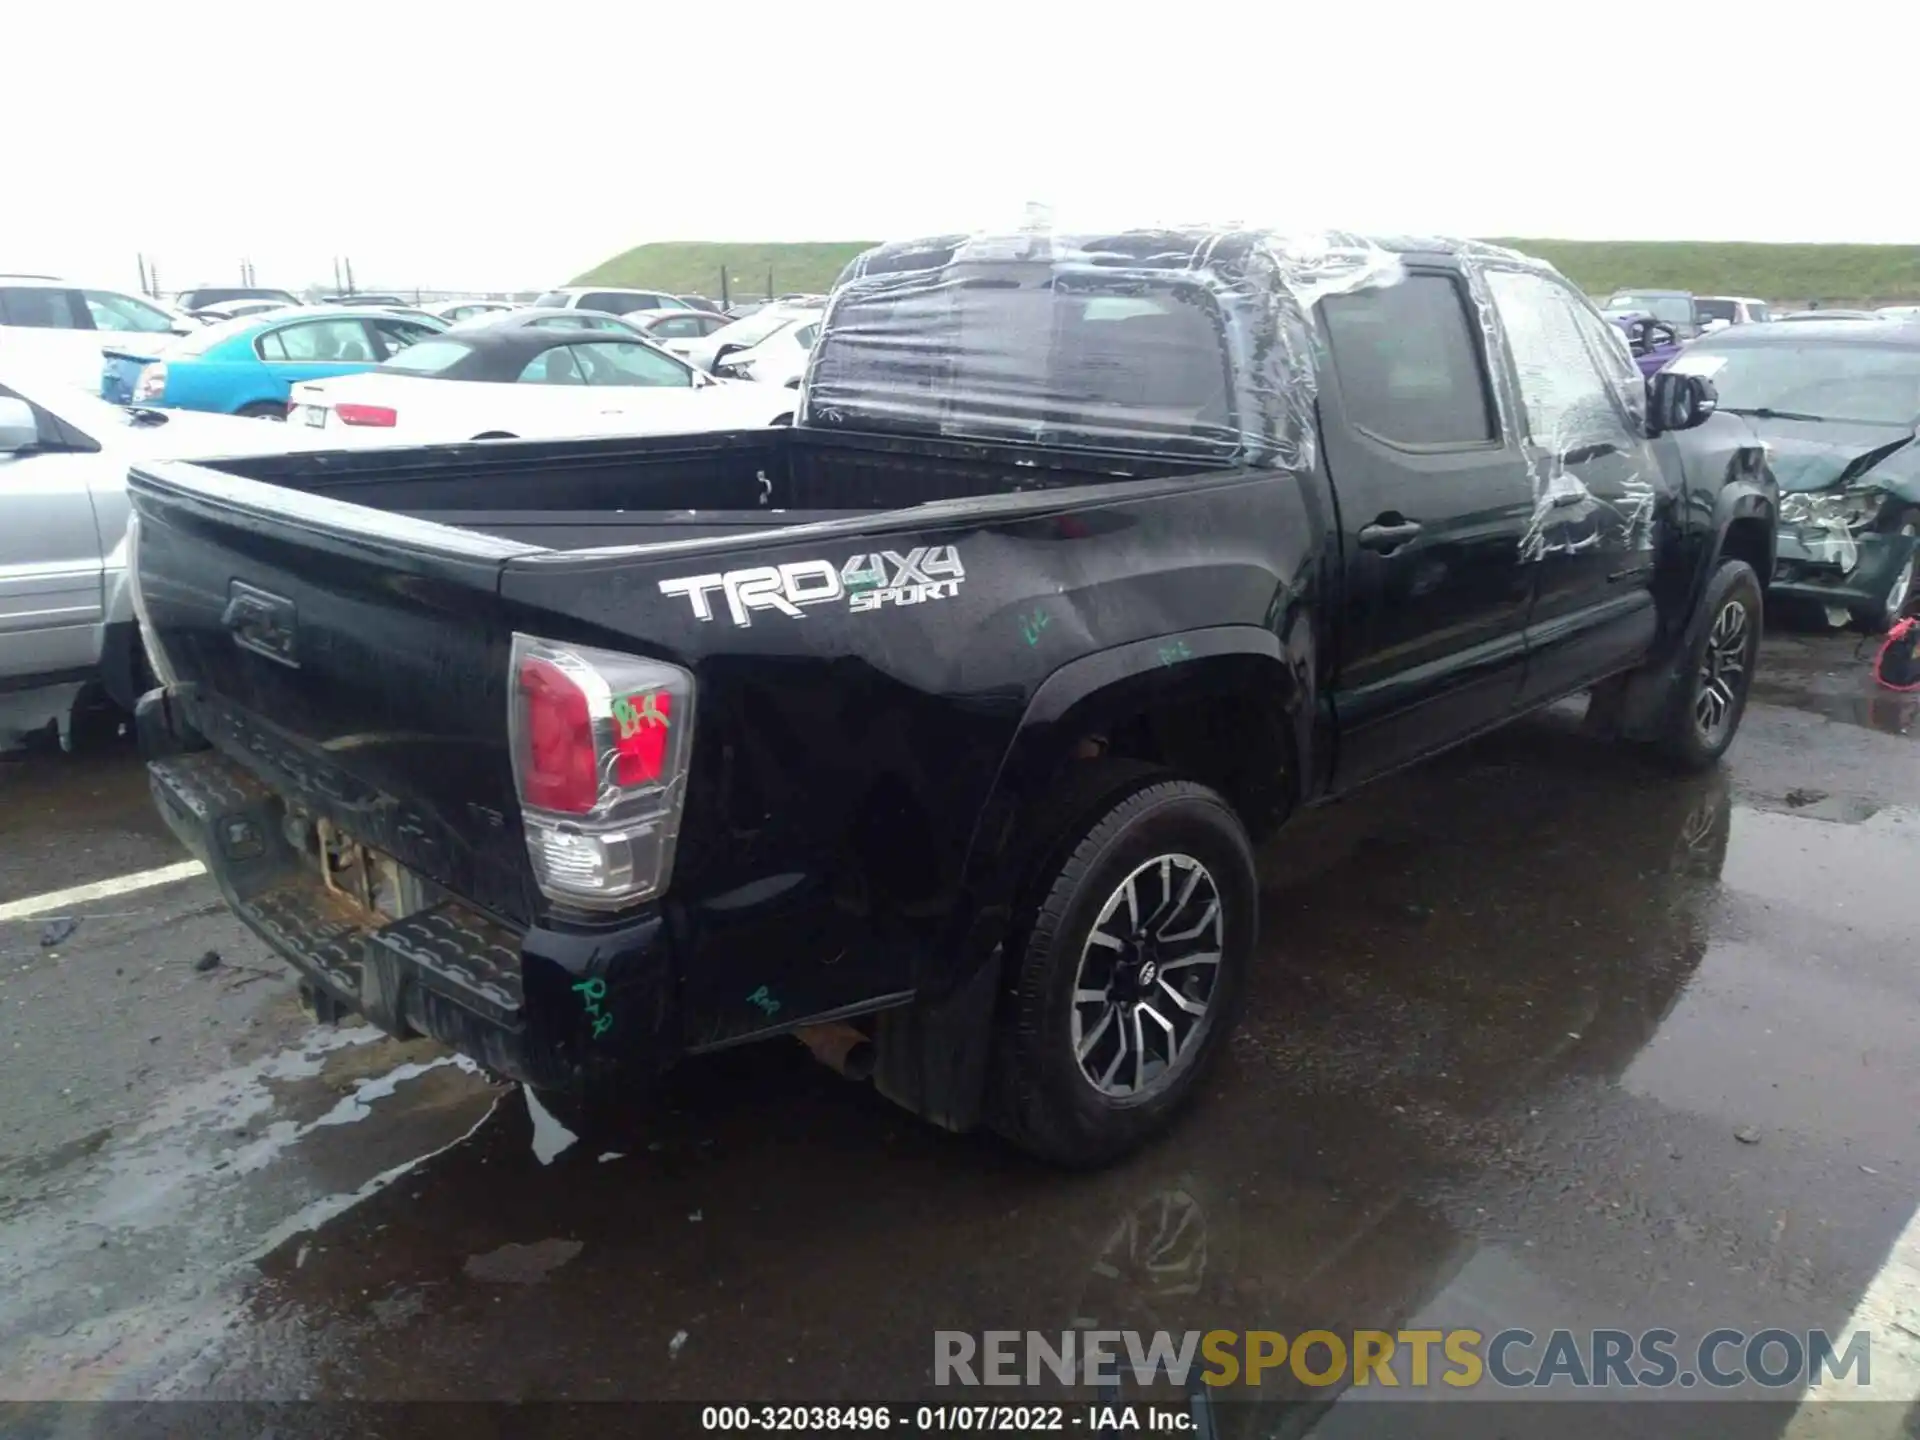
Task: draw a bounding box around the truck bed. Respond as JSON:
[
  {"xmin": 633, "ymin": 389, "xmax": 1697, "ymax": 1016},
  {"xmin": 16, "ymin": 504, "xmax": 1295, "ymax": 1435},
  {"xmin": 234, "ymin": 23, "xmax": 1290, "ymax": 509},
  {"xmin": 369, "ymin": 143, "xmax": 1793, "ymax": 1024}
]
[{"xmin": 204, "ymin": 426, "xmax": 1210, "ymax": 549}]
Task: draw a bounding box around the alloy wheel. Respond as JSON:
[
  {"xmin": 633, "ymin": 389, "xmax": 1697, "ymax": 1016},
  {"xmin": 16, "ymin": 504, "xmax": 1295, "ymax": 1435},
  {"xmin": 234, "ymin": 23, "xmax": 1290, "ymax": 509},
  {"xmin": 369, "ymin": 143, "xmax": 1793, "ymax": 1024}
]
[
  {"xmin": 1070, "ymin": 854, "xmax": 1224, "ymax": 1099},
  {"xmin": 1694, "ymin": 598, "xmax": 1750, "ymax": 746}
]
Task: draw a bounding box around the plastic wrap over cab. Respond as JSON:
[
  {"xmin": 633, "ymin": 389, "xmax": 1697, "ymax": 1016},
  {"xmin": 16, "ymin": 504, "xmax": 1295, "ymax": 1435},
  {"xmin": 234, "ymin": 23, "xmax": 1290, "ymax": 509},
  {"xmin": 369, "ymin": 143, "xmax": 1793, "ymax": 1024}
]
[{"xmin": 799, "ymin": 227, "xmax": 1406, "ymax": 471}]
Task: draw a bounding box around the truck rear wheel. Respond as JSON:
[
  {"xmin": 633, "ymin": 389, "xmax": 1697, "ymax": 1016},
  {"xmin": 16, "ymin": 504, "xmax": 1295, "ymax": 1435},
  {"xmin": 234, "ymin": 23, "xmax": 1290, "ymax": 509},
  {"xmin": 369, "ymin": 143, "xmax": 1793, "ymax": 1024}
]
[
  {"xmin": 1652, "ymin": 558, "xmax": 1763, "ymax": 771},
  {"xmin": 989, "ymin": 772, "xmax": 1256, "ymax": 1167}
]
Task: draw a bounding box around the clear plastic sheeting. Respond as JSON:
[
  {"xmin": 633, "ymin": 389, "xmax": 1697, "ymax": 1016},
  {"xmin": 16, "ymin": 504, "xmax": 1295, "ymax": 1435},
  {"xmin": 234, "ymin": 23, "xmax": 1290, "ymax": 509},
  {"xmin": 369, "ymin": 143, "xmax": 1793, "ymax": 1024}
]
[
  {"xmin": 1476, "ymin": 262, "xmax": 1656, "ymax": 561},
  {"xmin": 800, "ymin": 228, "xmax": 1405, "ymax": 471}
]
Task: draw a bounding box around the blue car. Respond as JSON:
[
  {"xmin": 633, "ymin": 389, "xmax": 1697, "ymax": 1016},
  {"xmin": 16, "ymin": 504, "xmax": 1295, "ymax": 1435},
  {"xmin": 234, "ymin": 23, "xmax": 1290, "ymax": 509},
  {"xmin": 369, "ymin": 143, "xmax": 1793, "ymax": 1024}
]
[{"xmin": 123, "ymin": 307, "xmax": 446, "ymax": 417}]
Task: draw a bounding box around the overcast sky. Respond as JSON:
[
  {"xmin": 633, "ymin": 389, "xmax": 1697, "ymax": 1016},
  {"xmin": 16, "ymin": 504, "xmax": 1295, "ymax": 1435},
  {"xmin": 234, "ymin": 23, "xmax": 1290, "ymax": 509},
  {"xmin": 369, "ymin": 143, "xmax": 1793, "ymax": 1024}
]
[{"xmin": 11, "ymin": 0, "xmax": 1916, "ymax": 295}]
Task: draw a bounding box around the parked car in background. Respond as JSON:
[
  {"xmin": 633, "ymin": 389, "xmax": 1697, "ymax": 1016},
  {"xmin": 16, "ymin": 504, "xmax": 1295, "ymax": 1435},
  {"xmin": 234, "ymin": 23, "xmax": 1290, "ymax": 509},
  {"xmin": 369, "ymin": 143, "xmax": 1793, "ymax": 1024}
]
[
  {"xmin": 1602, "ymin": 289, "xmax": 1703, "ymax": 338},
  {"xmin": 627, "ymin": 309, "xmax": 731, "ymax": 349},
  {"xmin": 713, "ymin": 313, "xmax": 819, "ymax": 387},
  {"xmin": 0, "ymin": 365, "xmax": 329, "ymax": 749},
  {"xmin": 286, "ymin": 325, "xmax": 797, "ymax": 443},
  {"xmin": 1612, "ymin": 314, "xmax": 1685, "ymax": 376},
  {"xmin": 449, "ymin": 307, "xmax": 647, "ymax": 338},
  {"xmin": 0, "ymin": 278, "xmax": 197, "ymax": 392},
  {"xmin": 1778, "ymin": 309, "xmax": 1880, "ymax": 322},
  {"xmin": 317, "ymin": 293, "xmax": 410, "ymax": 307},
  {"xmin": 1668, "ymin": 319, "xmax": 1920, "ymax": 630},
  {"xmin": 175, "ymin": 286, "xmax": 300, "ymax": 313},
  {"xmin": 188, "ymin": 298, "xmax": 294, "ymax": 323},
  {"xmin": 676, "ymin": 294, "xmax": 723, "ymax": 312},
  {"xmin": 129, "ymin": 307, "xmax": 446, "ymax": 418},
  {"xmin": 675, "ymin": 302, "xmax": 823, "ymax": 371},
  {"xmin": 1696, "ymin": 295, "xmax": 1771, "ymax": 329},
  {"xmin": 531, "ymin": 287, "xmax": 692, "ymax": 316},
  {"xmin": 425, "ymin": 299, "xmax": 516, "ymax": 324}
]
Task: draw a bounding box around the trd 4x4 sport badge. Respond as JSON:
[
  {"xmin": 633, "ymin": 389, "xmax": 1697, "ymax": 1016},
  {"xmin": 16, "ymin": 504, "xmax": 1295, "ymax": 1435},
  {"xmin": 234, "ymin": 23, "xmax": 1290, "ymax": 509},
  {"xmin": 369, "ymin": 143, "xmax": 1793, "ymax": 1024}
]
[{"xmin": 657, "ymin": 546, "xmax": 965, "ymax": 627}]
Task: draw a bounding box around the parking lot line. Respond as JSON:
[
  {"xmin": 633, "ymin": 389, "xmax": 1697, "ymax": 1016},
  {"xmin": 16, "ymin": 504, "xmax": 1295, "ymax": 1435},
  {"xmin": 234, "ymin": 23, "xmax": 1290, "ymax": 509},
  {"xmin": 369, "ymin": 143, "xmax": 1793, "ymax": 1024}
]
[{"xmin": 0, "ymin": 859, "xmax": 208, "ymax": 923}]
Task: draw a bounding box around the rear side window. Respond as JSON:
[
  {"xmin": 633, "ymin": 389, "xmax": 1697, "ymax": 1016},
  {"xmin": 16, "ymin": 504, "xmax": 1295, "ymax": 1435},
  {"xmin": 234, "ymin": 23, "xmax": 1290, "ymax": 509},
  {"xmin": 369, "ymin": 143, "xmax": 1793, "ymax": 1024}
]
[
  {"xmin": 1696, "ymin": 298, "xmax": 1738, "ymax": 324},
  {"xmin": 570, "ymin": 341, "xmax": 692, "ymax": 387},
  {"xmin": 1, "ymin": 286, "xmax": 81, "ymax": 329},
  {"xmin": 370, "ymin": 318, "xmax": 440, "ymax": 356},
  {"xmin": 649, "ymin": 315, "xmax": 705, "ymax": 339},
  {"xmin": 1321, "ymin": 275, "xmax": 1495, "ymax": 445},
  {"xmin": 258, "ymin": 318, "xmax": 377, "ymax": 362},
  {"xmin": 519, "ymin": 348, "xmax": 585, "ymax": 383}
]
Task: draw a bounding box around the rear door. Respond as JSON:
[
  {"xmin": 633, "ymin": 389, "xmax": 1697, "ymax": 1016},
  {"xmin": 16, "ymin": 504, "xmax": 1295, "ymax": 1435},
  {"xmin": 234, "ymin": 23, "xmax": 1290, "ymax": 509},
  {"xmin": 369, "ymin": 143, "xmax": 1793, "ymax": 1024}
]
[
  {"xmin": 1318, "ymin": 266, "xmax": 1536, "ymax": 788},
  {"xmin": 1478, "ymin": 267, "xmax": 1661, "ymax": 704}
]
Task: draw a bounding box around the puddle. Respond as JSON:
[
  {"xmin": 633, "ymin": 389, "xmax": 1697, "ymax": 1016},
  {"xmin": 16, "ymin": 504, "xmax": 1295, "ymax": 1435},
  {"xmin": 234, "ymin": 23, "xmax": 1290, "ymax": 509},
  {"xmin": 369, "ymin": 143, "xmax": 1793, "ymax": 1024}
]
[{"xmin": 463, "ymin": 1237, "xmax": 583, "ymax": 1284}]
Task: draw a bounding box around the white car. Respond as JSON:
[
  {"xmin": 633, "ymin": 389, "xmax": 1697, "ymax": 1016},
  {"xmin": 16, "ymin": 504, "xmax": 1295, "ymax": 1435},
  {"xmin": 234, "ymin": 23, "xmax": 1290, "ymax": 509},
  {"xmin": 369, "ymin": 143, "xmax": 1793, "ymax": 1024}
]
[
  {"xmin": 712, "ymin": 314, "xmax": 821, "ymax": 389},
  {"xmin": 530, "ymin": 286, "xmax": 693, "ymax": 317},
  {"xmin": 425, "ymin": 298, "xmax": 518, "ymax": 324},
  {"xmin": 0, "ymin": 277, "xmax": 198, "ymax": 394},
  {"xmin": 286, "ymin": 325, "xmax": 797, "ymax": 445},
  {"xmin": 673, "ymin": 303, "xmax": 823, "ymax": 371},
  {"xmin": 0, "ymin": 368, "xmax": 325, "ymax": 747},
  {"xmin": 1696, "ymin": 295, "xmax": 1773, "ymax": 331}
]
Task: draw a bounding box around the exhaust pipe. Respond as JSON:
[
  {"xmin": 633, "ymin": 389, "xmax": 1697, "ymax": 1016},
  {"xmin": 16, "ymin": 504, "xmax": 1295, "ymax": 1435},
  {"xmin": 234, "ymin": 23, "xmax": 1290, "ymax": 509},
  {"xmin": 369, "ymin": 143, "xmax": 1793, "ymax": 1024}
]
[{"xmin": 796, "ymin": 1022, "xmax": 875, "ymax": 1082}]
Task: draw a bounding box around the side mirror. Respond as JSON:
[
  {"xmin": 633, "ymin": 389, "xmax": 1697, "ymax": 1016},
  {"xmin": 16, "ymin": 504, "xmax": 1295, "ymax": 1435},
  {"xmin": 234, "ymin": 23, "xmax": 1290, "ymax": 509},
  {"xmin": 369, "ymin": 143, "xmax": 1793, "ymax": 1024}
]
[
  {"xmin": 0, "ymin": 397, "xmax": 39, "ymax": 453},
  {"xmin": 1647, "ymin": 371, "xmax": 1717, "ymax": 435}
]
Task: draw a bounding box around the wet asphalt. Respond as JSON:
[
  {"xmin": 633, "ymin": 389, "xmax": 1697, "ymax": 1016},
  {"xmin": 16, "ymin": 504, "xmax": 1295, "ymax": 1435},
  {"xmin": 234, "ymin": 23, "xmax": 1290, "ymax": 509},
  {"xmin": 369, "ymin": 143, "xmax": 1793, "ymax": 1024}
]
[{"xmin": 1, "ymin": 630, "xmax": 1917, "ymax": 1437}]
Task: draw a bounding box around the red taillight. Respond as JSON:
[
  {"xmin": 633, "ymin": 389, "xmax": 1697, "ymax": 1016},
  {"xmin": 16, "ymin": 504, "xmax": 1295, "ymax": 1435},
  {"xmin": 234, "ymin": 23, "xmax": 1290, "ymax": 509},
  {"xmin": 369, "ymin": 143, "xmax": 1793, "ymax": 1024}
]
[
  {"xmin": 508, "ymin": 634, "xmax": 696, "ymax": 911},
  {"xmin": 611, "ymin": 690, "xmax": 672, "ymax": 784},
  {"xmin": 336, "ymin": 403, "xmax": 397, "ymax": 427},
  {"xmin": 517, "ymin": 656, "xmax": 598, "ymax": 814}
]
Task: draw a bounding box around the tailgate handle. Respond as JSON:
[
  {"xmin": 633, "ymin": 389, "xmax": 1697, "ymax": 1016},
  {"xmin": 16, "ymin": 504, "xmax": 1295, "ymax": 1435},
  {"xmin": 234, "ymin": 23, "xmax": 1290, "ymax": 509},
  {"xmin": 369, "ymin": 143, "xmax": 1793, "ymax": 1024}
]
[{"xmin": 223, "ymin": 581, "xmax": 300, "ymax": 668}]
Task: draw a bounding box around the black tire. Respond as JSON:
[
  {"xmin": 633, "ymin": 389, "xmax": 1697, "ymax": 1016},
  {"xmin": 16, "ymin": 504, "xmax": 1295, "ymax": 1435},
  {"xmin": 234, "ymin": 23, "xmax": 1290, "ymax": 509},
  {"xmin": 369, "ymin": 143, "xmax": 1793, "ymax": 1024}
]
[
  {"xmin": 1651, "ymin": 559, "xmax": 1764, "ymax": 771},
  {"xmin": 1849, "ymin": 510, "xmax": 1918, "ymax": 634},
  {"xmin": 236, "ymin": 401, "xmax": 287, "ymax": 421},
  {"xmin": 988, "ymin": 772, "xmax": 1256, "ymax": 1167}
]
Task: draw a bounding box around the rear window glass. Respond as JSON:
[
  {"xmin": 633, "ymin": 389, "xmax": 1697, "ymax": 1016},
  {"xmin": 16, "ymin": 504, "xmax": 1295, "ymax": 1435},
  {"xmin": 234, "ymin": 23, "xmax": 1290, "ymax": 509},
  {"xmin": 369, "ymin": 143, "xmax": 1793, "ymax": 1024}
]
[
  {"xmin": 805, "ymin": 269, "xmax": 1234, "ymax": 456},
  {"xmin": 378, "ymin": 339, "xmax": 476, "ymax": 374},
  {"xmin": 581, "ymin": 291, "xmax": 655, "ymax": 314}
]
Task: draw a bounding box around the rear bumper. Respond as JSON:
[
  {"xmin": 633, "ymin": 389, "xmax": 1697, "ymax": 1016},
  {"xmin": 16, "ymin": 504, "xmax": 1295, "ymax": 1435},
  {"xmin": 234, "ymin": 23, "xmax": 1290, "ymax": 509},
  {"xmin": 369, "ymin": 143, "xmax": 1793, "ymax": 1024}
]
[{"xmin": 140, "ymin": 693, "xmax": 677, "ymax": 1092}]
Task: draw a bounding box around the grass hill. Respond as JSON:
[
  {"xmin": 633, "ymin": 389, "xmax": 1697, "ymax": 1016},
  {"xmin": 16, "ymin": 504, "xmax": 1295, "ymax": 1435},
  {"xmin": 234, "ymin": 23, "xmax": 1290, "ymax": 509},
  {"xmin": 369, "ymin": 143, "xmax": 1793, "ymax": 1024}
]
[
  {"xmin": 576, "ymin": 239, "xmax": 1920, "ymax": 306},
  {"xmin": 572, "ymin": 242, "xmax": 874, "ymax": 300}
]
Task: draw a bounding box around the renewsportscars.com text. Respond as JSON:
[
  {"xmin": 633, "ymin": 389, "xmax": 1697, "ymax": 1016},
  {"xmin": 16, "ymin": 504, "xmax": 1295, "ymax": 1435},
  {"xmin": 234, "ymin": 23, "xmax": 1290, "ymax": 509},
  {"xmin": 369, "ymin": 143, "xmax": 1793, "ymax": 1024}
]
[{"xmin": 934, "ymin": 1327, "xmax": 1873, "ymax": 1391}]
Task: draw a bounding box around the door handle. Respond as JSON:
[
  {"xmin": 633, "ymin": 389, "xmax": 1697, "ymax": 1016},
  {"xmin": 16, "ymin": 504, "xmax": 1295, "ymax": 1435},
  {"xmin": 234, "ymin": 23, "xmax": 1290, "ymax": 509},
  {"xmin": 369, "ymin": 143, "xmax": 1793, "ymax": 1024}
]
[{"xmin": 1357, "ymin": 517, "xmax": 1423, "ymax": 553}]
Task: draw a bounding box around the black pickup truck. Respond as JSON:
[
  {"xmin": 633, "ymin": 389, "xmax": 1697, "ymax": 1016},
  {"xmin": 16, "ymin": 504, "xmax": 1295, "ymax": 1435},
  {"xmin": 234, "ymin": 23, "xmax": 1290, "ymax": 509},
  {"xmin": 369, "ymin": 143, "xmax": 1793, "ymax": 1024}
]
[{"xmin": 126, "ymin": 230, "xmax": 1776, "ymax": 1165}]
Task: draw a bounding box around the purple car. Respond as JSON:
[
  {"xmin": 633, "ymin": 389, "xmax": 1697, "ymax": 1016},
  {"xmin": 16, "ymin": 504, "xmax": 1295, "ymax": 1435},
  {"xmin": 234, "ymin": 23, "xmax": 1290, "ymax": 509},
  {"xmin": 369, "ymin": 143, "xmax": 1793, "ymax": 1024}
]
[{"xmin": 1612, "ymin": 313, "xmax": 1684, "ymax": 377}]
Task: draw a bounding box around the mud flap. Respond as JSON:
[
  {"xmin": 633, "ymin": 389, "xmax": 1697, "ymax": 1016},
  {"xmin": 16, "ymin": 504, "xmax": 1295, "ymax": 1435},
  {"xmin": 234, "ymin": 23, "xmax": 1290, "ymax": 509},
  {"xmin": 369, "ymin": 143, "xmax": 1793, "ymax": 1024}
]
[{"xmin": 871, "ymin": 931, "xmax": 1004, "ymax": 1134}]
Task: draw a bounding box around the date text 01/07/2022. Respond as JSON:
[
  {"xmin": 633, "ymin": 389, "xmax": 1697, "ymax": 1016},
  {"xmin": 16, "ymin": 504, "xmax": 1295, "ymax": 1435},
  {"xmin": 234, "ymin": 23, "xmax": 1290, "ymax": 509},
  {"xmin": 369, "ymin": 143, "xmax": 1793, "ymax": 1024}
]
[{"xmin": 699, "ymin": 1403, "xmax": 1193, "ymax": 1431}]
